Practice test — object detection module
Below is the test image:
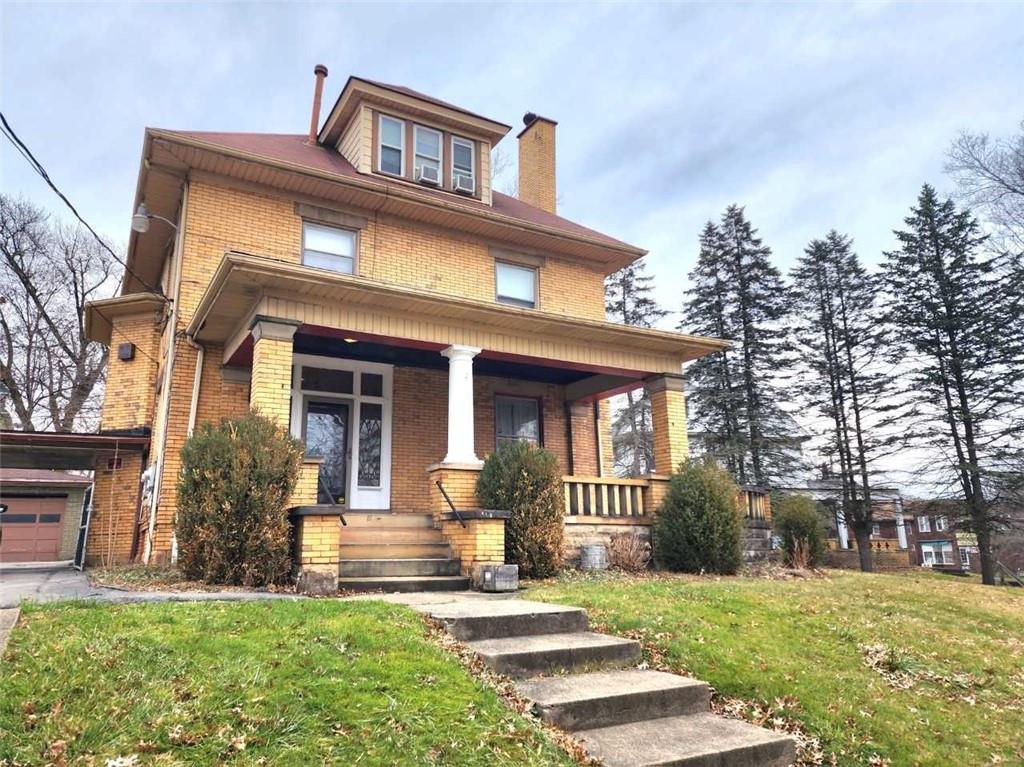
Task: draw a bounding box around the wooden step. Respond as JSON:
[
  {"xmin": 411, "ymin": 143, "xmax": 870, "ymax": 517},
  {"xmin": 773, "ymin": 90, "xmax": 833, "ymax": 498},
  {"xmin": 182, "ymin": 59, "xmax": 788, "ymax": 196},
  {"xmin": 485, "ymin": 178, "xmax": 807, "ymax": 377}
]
[{"xmin": 340, "ymin": 542, "xmax": 452, "ymax": 560}]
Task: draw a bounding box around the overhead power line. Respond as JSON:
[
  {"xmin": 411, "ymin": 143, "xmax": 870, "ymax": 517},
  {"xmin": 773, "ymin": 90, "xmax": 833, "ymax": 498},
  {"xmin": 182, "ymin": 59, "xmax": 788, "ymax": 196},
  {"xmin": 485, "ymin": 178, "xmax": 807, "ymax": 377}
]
[{"xmin": 0, "ymin": 110, "xmax": 164, "ymax": 296}]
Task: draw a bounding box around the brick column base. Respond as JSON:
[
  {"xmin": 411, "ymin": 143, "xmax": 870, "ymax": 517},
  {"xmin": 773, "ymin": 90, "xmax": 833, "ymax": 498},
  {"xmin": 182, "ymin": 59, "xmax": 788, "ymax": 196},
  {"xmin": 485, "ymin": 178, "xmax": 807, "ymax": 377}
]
[
  {"xmin": 428, "ymin": 464, "xmax": 509, "ymax": 577},
  {"xmin": 293, "ymin": 512, "xmax": 341, "ymax": 594},
  {"xmin": 641, "ymin": 474, "xmax": 673, "ymax": 516}
]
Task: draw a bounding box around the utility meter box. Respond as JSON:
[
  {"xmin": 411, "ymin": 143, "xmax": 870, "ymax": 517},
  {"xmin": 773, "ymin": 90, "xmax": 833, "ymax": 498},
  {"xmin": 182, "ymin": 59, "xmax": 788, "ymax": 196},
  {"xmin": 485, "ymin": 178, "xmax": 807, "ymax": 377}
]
[{"xmin": 473, "ymin": 564, "xmax": 519, "ymax": 592}]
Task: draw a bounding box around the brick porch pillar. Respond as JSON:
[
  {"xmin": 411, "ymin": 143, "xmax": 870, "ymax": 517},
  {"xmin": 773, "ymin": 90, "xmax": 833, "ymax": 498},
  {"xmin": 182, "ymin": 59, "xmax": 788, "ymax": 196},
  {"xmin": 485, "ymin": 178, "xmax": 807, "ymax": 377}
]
[
  {"xmin": 646, "ymin": 373, "xmax": 689, "ymax": 476},
  {"xmin": 249, "ymin": 318, "xmax": 299, "ymax": 426}
]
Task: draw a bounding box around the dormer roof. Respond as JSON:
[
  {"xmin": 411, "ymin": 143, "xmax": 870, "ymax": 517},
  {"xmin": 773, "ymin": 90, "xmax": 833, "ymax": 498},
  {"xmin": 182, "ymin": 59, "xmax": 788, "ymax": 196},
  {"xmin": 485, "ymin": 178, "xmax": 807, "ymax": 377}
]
[{"xmin": 318, "ymin": 76, "xmax": 512, "ymax": 147}]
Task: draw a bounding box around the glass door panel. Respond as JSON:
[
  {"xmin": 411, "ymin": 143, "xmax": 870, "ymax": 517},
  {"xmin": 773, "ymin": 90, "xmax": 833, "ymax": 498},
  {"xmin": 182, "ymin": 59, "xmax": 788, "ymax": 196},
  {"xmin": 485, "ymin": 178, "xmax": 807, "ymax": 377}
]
[{"xmin": 305, "ymin": 400, "xmax": 349, "ymax": 505}]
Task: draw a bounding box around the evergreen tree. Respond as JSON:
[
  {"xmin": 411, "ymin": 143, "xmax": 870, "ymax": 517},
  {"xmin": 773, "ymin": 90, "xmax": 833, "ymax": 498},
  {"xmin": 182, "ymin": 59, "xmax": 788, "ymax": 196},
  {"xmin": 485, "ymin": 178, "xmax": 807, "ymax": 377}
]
[
  {"xmin": 883, "ymin": 185, "xmax": 1024, "ymax": 585},
  {"xmin": 605, "ymin": 259, "xmax": 667, "ymax": 475},
  {"xmin": 682, "ymin": 206, "xmax": 798, "ymax": 487},
  {"xmin": 790, "ymin": 231, "xmax": 895, "ymax": 571}
]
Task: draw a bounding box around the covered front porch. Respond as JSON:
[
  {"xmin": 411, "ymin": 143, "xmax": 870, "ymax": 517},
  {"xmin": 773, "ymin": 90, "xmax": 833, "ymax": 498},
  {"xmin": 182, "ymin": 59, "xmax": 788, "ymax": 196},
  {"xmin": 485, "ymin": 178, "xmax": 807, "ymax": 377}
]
[{"xmin": 187, "ymin": 252, "xmax": 723, "ymax": 588}]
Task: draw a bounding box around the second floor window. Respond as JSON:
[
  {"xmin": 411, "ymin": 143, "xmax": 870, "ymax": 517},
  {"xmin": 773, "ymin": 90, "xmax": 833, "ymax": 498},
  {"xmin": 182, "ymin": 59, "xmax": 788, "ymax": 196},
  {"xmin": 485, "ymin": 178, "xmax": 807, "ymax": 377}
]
[
  {"xmin": 936, "ymin": 515, "xmax": 948, "ymax": 531},
  {"xmin": 302, "ymin": 222, "xmax": 356, "ymax": 274},
  {"xmin": 451, "ymin": 137, "xmax": 475, "ymax": 193},
  {"xmin": 917, "ymin": 515, "xmax": 931, "ymax": 533},
  {"xmin": 495, "ymin": 261, "xmax": 537, "ymax": 308},
  {"xmin": 379, "ymin": 115, "xmax": 405, "ymax": 176},
  {"xmin": 414, "ymin": 126, "xmax": 442, "ymax": 185}
]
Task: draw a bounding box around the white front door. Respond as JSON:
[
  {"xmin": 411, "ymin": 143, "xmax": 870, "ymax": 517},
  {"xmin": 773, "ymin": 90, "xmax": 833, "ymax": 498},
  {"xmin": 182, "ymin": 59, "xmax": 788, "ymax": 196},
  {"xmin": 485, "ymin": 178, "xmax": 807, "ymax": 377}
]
[{"xmin": 289, "ymin": 354, "xmax": 393, "ymax": 510}]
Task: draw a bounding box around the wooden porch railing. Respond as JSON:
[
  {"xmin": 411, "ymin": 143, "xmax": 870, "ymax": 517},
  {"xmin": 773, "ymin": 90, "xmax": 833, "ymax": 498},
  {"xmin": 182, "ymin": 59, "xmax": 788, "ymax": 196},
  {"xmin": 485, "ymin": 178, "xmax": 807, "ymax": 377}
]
[{"xmin": 563, "ymin": 476, "xmax": 649, "ymax": 521}]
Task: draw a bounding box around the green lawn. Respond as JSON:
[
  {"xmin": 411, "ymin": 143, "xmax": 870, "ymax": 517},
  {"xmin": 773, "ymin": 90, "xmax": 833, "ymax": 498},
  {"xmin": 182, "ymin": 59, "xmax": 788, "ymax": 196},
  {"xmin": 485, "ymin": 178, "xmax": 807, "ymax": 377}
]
[
  {"xmin": 0, "ymin": 600, "xmax": 573, "ymax": 766},
  {"xmin": 528, "ymin": 571, "xmax": 1024, "ymax": 767}
]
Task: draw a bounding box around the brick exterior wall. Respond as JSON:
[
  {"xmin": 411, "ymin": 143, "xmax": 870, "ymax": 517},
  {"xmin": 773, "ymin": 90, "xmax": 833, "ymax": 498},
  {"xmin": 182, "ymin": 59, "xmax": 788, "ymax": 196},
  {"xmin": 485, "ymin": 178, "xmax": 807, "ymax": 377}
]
[
  {"xmin": 86, "ymin": 451, "xmax": 143, "ymax": 566},
  {"xmin": 100, "ymin": 312, "xmax": 162, "ymax": 431},
  {"xmin": 99, "ymin": 177, "xmax": 626, "ymax": 563},
  {"xmin": 427, "ymin": 466, "xmax": 505, "ymax": 574}
]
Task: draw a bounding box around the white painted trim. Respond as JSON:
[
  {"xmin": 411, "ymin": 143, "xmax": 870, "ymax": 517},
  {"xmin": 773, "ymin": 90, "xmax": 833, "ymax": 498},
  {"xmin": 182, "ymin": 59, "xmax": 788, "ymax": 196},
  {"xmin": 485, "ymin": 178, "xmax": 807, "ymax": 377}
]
[
  {"xmin": 451, "ymin": 135, "xmax": 475, "ymax": 192},
  {"xmin": 413, "ymin": 125, "xmax": 443, "ymax": 185},
  {"xmin": 377, "ymin": 114, "xmax": 405, "ymax": 178},
  {"xmin": 289, "ymin": 353, "xmax": 393, "ymax": 509}
]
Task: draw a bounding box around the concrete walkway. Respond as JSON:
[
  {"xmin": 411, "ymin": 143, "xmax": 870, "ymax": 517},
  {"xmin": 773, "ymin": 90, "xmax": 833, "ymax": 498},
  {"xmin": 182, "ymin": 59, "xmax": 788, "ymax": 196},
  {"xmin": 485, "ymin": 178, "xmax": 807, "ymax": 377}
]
[{"xmin": 0, "ymin": 565, "xmax": 303, "ymax": 609}]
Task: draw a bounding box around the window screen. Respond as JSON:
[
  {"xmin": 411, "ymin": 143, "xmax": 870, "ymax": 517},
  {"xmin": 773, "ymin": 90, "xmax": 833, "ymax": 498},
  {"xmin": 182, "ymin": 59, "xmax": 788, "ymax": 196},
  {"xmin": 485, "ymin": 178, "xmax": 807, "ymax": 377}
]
[{"xmin": 303, "ymin": 222, "xmax": 356, "ymax": 274}]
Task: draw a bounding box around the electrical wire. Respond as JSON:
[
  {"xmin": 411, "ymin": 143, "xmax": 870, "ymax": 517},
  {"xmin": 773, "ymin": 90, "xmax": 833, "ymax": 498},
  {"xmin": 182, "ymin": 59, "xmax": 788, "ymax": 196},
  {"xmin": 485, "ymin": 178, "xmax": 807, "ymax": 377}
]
[{"xmin": 0, "ymin": 111, "xmax": 164, "ymax": 296}]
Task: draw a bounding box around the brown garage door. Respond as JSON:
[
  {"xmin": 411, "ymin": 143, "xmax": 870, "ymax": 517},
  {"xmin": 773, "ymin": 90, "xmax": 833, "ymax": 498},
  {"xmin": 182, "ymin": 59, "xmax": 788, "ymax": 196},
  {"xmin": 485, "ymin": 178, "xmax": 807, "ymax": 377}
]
[{"xmin": 0, "ymin": 496, "xmax": 66, "ymax": 563}]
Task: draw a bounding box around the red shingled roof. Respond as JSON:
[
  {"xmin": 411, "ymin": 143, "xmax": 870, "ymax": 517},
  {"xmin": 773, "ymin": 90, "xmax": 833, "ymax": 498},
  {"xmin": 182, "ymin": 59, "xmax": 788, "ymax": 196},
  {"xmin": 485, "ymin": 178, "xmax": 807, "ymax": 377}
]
[
  {"xmin": 356, "ymin": 77, "xmax": 512, "ymax": 129},
  {"xmin": 160, "ymin": 130, "xmax": 636, "ymax": 251}
]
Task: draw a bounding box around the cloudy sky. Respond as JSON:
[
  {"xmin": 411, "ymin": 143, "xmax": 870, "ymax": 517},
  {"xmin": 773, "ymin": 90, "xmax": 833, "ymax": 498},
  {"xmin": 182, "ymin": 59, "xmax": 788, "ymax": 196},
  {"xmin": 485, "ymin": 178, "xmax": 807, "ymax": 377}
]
[{"xmin": 4, "ymin": 2, "xmax": 1023, "ymax": 317}]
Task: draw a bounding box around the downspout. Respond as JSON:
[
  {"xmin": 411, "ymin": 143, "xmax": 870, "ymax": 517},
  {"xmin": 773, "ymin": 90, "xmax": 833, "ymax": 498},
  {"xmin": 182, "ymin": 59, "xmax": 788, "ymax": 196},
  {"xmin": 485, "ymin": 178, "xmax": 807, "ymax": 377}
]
[
  {"xmin": 144, "ymin": 181, "xmax": 189, "ymax": 563},
  {"xmin": 169, "ymin": 333, "xmax": 205, "ymax": 565}
]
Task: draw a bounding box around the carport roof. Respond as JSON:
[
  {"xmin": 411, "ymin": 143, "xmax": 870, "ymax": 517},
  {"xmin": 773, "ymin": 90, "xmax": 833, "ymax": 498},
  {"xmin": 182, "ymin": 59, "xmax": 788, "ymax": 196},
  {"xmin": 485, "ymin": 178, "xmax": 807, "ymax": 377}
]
[
  {"xmin": 0, "ymin": 469, "xmax": 92, "ymax": 486},
  {"xmin": 0, "ymin": 432, "xmax": 149, "ymax": 471}
]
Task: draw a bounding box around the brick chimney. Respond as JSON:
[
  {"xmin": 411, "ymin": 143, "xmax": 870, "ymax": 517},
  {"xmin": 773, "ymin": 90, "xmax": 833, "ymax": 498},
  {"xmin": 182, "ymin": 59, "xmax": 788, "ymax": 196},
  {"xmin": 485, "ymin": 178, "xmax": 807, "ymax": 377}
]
[
  {"xmin": 308, "ymin": 64, "xmax": 328, "ymax": 144},
  {"xmin": 517, "ymin": 112, "xmax": 557, "ymax": 213}
]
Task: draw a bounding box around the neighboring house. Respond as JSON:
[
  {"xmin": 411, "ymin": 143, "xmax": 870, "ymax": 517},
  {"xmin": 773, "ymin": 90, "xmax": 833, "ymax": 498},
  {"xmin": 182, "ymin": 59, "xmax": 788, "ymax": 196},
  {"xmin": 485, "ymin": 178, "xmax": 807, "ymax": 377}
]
[
  {"xmin": 80, "ymin": 70, "xmax": 726, "ymax": 591},
  {"xmin": 902, "ymin": 500, "xmax": 980, "ymax": 573},
  {"xmin": 0, "ymin": 469, "xmax": 91, "ymax": 564}
]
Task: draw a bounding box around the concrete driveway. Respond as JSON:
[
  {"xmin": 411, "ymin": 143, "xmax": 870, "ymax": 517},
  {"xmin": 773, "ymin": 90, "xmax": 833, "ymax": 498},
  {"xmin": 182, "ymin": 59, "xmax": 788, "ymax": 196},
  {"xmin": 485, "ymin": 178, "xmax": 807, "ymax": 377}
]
[{"xmin": 0, "ymin": 565, "xmax": 96, "ymax": 609}]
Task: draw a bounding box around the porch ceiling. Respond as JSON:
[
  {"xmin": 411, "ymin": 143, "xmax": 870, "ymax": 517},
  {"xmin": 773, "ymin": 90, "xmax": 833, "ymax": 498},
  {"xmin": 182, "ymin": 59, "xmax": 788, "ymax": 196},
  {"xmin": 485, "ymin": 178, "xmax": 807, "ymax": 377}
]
[{"xmin": 188, "ymin": 252, "xmax": 727, "ymax": 377}]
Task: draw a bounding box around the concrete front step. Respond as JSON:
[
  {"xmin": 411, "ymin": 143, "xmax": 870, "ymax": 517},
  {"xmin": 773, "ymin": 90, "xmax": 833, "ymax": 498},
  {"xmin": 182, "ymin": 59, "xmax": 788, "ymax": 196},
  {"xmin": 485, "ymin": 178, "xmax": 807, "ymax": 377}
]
[
  {"xmin": 340, "ymin": 528, "xmax": 447, "ymax": 544},
  {"xmin": 339, "ymin": 542, "xmax": 452, "ymax": 560},
  {"xmin": 575, "ymin": 712, "xmax": 795, "ymax": 767},
  {"xmin": 467, "ymin": 631, "xmax": 641, "ymax": 678},
  {"xmin": 516, "ymin": 669, "xmax": 710, "ymax": 731},
  {"xmin": 427, "ymin": 599, "xmax": 589, "ymax": 641},
  {"xmin": 337, "ymin": 575, "xmax": 470, "ymax": 593},
  {"xmin": 339, "ymin": 558, "xmax": 461, "ymax": 577},
  {"xmin": 342, "ymin": 512, "xmax": 435, "ymax": 528}
]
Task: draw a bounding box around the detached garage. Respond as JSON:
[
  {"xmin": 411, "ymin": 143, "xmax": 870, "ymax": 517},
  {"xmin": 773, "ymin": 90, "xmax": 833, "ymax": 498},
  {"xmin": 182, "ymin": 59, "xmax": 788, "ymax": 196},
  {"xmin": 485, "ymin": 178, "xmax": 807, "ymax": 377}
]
[{"xmin": 0, "ymin": 469, "xmax": 91, "ymax": 564}]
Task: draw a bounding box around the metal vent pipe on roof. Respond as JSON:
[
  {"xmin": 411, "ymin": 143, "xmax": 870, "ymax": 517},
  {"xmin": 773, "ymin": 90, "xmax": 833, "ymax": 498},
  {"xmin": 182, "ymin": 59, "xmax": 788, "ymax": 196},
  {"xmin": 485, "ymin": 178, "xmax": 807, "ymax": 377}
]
[{"xmin": 309, "ymin": 64, "xmax": 328, "ymax": 144}]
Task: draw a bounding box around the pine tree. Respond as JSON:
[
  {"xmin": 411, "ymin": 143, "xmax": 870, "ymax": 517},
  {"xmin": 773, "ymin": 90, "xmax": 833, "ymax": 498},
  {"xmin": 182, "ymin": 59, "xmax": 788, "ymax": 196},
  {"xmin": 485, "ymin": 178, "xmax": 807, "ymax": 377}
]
[
  {"xmin": 883, "ymin": 184, "xmax": 1024, "ymax": 585},
  {"xmin": 682, "ymin": 206, "xmax": 798, "ymax": 487},
  {"xmin": 605, "ymin": 259, "xmax": 667, "ymax": 475},
  {"xmin": 790, "ymin": 231, "xmax": 895, "ymax": 571}
]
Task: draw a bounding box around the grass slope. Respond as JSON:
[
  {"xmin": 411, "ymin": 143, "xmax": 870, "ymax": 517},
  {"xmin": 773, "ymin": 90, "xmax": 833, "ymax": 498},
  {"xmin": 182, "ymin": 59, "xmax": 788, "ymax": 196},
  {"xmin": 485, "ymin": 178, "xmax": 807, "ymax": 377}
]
[
  {"xmin": 529, "ymin": 571, "xmax": 1024, "ymax": 767},
  {"xmin": 0, "ymin": 600, "xmax": 573, "ymax": 766}
]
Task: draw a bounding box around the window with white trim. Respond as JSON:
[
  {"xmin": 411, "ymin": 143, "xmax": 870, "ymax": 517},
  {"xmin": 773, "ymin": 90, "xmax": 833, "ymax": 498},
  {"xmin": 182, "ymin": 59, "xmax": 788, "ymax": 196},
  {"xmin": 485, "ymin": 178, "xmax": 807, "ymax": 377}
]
[
  {"xmin": 871, "ymin": 523, "xmax": 881, "ymax": 537},
  {"xmin": 451, "ymin": 136, "xmax": 475, "ymax": 192},
  {"xmin": 959, "ymin": 547, "xmax": 970, "ymax": 567},
  {"xmin": 920, "ymin": 540, "xmax": 955, "ymax": 566},
  {"xmin": 936, "ymin": 515, "xmax": 948, "ymax": 531},
  {"xmin": 917, "ymin": 515, "xmax": 931, "ymax": 533},
  {"xmin": 302, "ymin": 222, "xmax": 356, "ymax": 274},
  {"xmin": 378, "ymin": 115, "xmax": 405, "ymax": 176},
  {"xmin": 413, "ymin": 125, "xmax": 442, "ymax": 185},
  {"xmin": 495, "ymin": 261, "xmax": 537, "ymax": 308}
]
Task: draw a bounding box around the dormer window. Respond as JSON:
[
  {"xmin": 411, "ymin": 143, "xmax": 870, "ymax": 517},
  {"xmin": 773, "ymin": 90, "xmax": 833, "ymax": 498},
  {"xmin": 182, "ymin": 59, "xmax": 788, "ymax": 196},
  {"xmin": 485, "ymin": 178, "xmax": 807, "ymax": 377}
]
[
  {"xmin": 414, "ymin": 126, "xmax": 442, "ymax": 186},
  {"xmin": 378, "ymin": 115, "xmax": 405, "ymax": 176},
  {"xmin": 451, "ymin": 137, "xmax": 475, "ymax": 194}
]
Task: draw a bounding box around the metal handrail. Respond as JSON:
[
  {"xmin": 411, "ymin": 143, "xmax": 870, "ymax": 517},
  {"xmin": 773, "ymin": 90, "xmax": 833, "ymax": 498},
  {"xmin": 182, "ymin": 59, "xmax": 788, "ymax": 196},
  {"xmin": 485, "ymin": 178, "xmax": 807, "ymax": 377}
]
[
  {"xmin": 316, "ymin": 475, "xmax": 347, "ymax": 526},
  {"xmin": 435, "ymin": 480, "xmax": 467, "ymax": 528}
]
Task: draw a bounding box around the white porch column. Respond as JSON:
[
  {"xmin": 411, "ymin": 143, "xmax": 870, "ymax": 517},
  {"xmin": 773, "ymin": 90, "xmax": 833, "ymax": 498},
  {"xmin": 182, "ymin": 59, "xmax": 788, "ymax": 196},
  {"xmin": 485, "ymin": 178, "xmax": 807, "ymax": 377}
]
[{"xmin": 441, "ymin": 344, "xmax": 483, "ymax": 466}]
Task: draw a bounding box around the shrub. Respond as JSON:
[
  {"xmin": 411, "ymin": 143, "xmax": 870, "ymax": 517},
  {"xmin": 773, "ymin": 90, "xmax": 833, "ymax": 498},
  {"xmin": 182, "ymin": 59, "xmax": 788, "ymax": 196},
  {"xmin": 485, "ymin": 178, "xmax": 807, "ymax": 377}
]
[
  {"xmin": 176, "ymin": 411, "xmax": 304, "ymax": 586},
  {"xmin": 607, "ymin": 532, "xmax": 652, "ymax": 572},
  {"xmin": 773, "ymin": 493, "xmax": 826, "ymax": 568},
  {"xmin": 654, "ymin": 459, "xmax": 742, "ymax": 574},
  {"xmin": 476, "ymin": 441, "xmax": 564, "ymax": 578}
]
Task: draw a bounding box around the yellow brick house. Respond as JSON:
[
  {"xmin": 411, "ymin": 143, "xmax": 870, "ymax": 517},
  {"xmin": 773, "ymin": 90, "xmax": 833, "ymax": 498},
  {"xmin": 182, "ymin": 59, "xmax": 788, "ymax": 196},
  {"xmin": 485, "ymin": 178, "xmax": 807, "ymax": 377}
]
[{"xmin": 84, "ymin": 69, "xmax": 726, "ymax": 591}]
